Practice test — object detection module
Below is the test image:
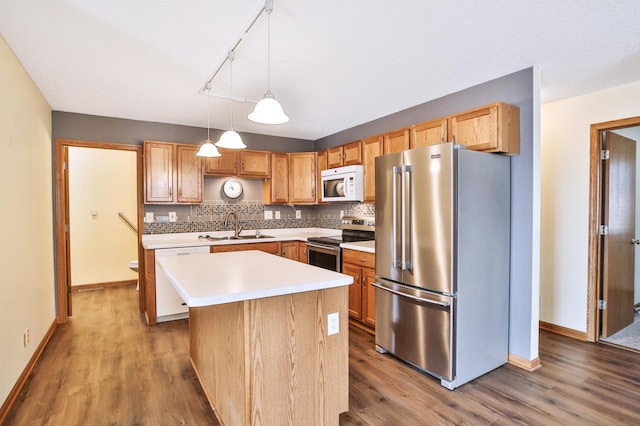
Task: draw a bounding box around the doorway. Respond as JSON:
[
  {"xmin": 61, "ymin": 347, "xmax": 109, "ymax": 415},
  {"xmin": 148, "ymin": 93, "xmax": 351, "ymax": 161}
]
[
  {"xmin": 587, "ymin": 116, "xmax": 640, "ymax": 350},
  {"xmin": 54, "ymin": 139, "xmax": 143, "ymax": 324}
]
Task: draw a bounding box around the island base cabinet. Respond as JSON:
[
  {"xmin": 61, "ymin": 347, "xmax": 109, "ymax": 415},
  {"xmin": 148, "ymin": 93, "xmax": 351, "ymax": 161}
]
[{"xmin": 189, "ymin": 286, "xmax": 349, "ymax": 426}]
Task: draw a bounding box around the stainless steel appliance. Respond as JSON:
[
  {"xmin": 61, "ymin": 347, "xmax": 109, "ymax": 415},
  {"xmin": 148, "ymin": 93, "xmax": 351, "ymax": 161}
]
[
  {"xmin": 374, "ymin": 143, "xmax": 510, "ymax": 390},
  {"xmin": 307, "ymin": 216, "xmax": 374, "ymax": 272},
  {"xmin": 321, "ymin": 165, "xmax": 364, "ymax": 202}
]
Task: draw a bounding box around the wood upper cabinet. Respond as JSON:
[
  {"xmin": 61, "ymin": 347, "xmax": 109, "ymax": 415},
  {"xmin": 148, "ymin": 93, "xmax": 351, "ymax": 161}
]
[
  {"xmin": 362, "ymin": 135, "xmax": 383, "ymax": 202},
  {"xmin": 384, "ymin": 128, "xmax": 410, "ymax": 154},
  {"xmin": 239, "ymin": 149, "xmax": 271, "ymax": 177},
  {"xmin": 268, "ymin": 153, "xmax": 289, "ymax": 204},
  {"xmin": 203, "ymin": 148, "xmax": 238, "ymax": 176},
  {"xmin": 449, "ymin": 102, "xmax": 520, "ymax": 154},
  {"xmin": 410, "ymin": 118, "xmax": 448, "ymax": 148},
  {"xmin": 144, "ymin": 140, "xmax": 203, "ymax": 204},
  {"xmin": 175, "ymin": 144, "xmax": 203, "ymax": 203},
  {"xmin": 280, "ymin": 241, "xmax": 299, "ymax": 261},
  {"xmin": 327, "ymin": 141, "xmax": 362, "ymax": 168},
  {"xmin": 316, "ymin": 150, "xmax": 327, "ymax": 203},
  {"xmin": 289, "ymin": 152, "xmax": 317, "ymax": 204},
  {"xmin": 343, "ymin": 249, "xmax": 376, "ymax": 329}
]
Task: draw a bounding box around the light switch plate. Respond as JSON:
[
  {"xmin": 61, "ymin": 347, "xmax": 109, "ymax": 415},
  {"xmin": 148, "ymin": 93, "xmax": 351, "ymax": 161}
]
[
  {"xmin": 328, "ymin": 312, "xmax": 339, "ymax": 336},
  {"xmin": 264, "ymin": 211, "xmax": 273, "ymax": 220},
  {"xmin": 275, "ymin": 211, "xmax": 281, "ymax": 220}
]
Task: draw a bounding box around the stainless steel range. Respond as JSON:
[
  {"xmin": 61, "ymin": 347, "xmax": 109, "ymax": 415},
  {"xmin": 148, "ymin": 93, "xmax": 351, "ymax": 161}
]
[{"xmin": 306, "ymin": 216, "xmax": 375, "ymax": 272}]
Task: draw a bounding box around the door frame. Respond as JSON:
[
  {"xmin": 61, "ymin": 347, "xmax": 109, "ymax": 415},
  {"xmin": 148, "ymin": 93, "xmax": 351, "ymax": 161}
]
[
  {"xmin": 54, "ymin": 139, "xmax": 144, "ymax": 324},
  {"xmin": 587, "ymin": 115, "xmax": 640, "ymax": 341}
]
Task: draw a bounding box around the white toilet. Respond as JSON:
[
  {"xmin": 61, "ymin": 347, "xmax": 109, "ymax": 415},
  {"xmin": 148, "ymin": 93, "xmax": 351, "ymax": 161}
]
[{"xmin": 128, "ymin": 260, "xmax": 139, "ymax": 291}]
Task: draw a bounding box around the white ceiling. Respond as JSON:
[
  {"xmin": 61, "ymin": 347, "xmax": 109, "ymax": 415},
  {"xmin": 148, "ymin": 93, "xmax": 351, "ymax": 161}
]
[{"xmin": 1, "ymin": 0, "xmax": 639, "ymax": 141}]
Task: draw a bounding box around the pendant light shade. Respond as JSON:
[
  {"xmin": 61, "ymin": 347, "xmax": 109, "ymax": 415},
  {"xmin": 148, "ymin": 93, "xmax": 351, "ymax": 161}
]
[
  {"xmin": 196, "ymin": 86, "xmax": 221, "ymax": 157},
  {"xmin": 215, "ymin": 51, "xmax": 247, "ymax": 150},
  {"xmin": 248, "ymin": 91, "xmax": 289, "ymax": 124},
  {"xmin": 216, "ymin": 130, "xmax": 247, "ymax": 149},
  {"xmin": 248, "ymin": 3, "xmax": 289, "ymax": 125}
]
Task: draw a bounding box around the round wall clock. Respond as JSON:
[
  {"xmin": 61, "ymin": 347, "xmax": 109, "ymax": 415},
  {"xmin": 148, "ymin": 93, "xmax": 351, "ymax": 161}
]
[{"xmin": 223, "ymin": 178, "xmax": 243, "ymax": 199}]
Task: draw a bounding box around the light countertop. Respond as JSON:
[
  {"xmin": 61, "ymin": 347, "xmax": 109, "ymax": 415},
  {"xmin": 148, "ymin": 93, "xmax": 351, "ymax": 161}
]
[
  {"xmin": 340, "ymin": 240, "xmax": 375, "ymax": 253},
  {"xmin": 142, "ymin": 227, "xmax": 341, "ymax": 250},
  {"xmin": 156, "ymin": 250, "xmax": 353, "ymax": 307}
]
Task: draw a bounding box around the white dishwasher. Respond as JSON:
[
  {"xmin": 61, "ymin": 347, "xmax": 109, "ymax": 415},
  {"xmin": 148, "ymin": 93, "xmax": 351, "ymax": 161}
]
[{"xmin": 155, "ymin": 246, "xmax": 209, "ymax": 322}]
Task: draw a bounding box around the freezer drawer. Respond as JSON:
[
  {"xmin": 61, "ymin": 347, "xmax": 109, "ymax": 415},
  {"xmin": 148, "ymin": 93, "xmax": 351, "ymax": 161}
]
[{"xmin": 373, "ymin": 279, "xmax": 454, "ymax": 381}]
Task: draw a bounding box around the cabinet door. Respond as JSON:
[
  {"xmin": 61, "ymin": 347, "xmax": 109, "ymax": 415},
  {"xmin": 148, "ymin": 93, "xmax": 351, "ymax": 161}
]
[
  {"xmin": 343, "ymin": 263, "xmax": 362, "ymax": 320},
  {"xmin": 270, "ymin": 153, "xmax": 289, "ymax": 204},
  {"xmin": 289, "ymin": 152, "xmax": 317, "ymax": 204},
  {"xmin": 298, "ymin": 241, "xmax": 308, "ymax": 264},
  {"xmin": 204, "ymin": 148, "xmax": 237, "ymax": 176},
  {"xmin": 343, "ymin": 141, "xmax": 362, "ymax": 165},
  {"xmin": 281, "ymin": 241, "xmax": 299, "ymax": 261},
  {"xmin": 384, "ymin": 128, "xmax": 410, "ymax": 154},
  {"xmin": 239, "ymin": 150, "xmax": 271, "ymax": 177},
  {"xmin": 410, "ymin": 119, "xmax": 447, "ymax": 148},
  {"xmin": 316, "ymin": 150, "xmax": 327, "ymax": 204},
  {"xmin": 362, "ymin": 135, "xmax": 383, "ymax": 202},
  {"xmin": 144, "ymin": 141, "xmax": 174, "ymax": 203},
  {"xmin": 362, "ymin": 267, "xmax": 376, "ymax": 328},
  {"xmin": 450, "ymin": 102, "xmax": 520, "ymax": 154},
  {"xmin": 176, "ymin": 144, "xmax": 203, "ymax": 203},
  {"xmin": 327, "ymin": 146, "xmax": 344, "ymax": 168}
]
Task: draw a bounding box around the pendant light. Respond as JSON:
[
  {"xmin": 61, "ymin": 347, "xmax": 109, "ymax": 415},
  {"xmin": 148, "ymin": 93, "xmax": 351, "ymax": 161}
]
[
  {"xmin": 196, "ymin": 84, "xmax": 222, "ymax": 157},
  {"xmin": 248, "ymin": 1, "xmax": 289, "ymax": 125},
  {"xmin": 216, "ymin": 51, "xmax": 247, "ymax": 149}
]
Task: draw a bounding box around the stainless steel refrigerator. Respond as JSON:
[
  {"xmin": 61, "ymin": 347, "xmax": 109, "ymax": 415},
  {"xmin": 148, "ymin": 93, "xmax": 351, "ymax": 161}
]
[{"xmin": 374, "ymin": 142, "xmax": 510, "ymax": 390}]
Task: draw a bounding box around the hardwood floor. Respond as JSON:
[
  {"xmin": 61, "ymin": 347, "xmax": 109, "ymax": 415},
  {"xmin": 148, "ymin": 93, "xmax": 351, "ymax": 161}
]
[{"xmin": 5, "ymin": 286, "xmax": 640, "ymax": 425}]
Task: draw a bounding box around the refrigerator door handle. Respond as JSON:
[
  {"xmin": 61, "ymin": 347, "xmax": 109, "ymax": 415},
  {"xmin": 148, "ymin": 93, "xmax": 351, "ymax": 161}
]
[
  {"xmin": 401, "ymin": 164, "xmax": 412, "ymax": 270},
  {"xmin": 392, "ymin": 166, "xmax": 402, "ymax": 268},
  {"xmin": 372, "ymin": 282, "xmax": 450, "ymax": 308}
]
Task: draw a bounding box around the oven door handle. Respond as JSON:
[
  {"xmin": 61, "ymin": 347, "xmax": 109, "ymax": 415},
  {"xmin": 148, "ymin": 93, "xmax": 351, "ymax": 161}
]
[{"xmin": 306, "ymin": 242, "xmax": 341, "ymax": 254}]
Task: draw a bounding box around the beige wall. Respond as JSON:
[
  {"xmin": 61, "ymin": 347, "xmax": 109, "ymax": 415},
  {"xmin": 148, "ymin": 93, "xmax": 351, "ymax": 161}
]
[
  {"xmin": 0, "ymin": 35, "xmax": 54, "ymax": 405},
  {"xmin": 68, "ymin": 147, "xmax": 138, "ymax": 286},
  {"xmin": 540, "ymin": 80, "xmax": 640, "ymax": 332}
]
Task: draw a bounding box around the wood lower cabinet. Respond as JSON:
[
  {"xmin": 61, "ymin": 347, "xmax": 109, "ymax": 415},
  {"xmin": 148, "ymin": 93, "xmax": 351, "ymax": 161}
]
[
  {"xmin": 410, "ymin": 118, "xmax": 448, "ymax": 148},
  {"xmin": 144, "ymin": 140, "xmax": 203, "ymax": 204},
  {"xmin": 299, "ymin": 241, "xmax": 308, "ymax": 264},
  {"xmin": 342, "ymin": 249, "xmax": 376, "ymax": 330},
  {"xmin": 280, "ymin": 241, "xmax": 299, "ymax": 261},
  {"xmin": 450, "ymin": 102, "xmax": 520, "ymax": 154},
  {"xmin": 289, "ymin": 152, "xmax": 317, "ymax": 204}
]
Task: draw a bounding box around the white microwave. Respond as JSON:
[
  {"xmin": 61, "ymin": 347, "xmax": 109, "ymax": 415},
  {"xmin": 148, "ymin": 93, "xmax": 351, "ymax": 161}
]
[{"xmin": 321, "ymin": 165, "xmax": 364, "ymax": 202}]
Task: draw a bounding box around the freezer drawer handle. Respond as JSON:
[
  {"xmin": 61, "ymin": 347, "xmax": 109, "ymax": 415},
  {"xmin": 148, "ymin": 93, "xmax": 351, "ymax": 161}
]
[{"xmin": 372, "ymin": 282, "xmax": 450, "ymax": 308}]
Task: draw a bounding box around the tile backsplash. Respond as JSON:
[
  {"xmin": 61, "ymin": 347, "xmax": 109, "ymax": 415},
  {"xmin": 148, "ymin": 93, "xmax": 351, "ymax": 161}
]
[{"xmin": 143, "ymin": 201, "xmax": 375, "ymax": 235}]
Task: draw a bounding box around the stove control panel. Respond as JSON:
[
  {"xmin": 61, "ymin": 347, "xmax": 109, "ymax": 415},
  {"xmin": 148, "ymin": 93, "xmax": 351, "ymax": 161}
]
[{"xmin": 340, "ymin": 216, "xmax": 375, "ymax": 231}]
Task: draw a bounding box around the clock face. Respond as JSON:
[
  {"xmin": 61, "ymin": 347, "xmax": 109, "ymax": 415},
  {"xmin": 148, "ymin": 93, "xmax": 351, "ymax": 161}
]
[{"xmin": 223, "ymin": 179, "xmax": 243, "ymax": 199}]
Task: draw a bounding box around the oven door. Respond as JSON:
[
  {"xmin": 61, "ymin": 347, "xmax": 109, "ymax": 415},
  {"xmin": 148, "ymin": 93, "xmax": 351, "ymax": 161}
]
[{"xmin": 307, "ymin": 243, "xmax": 341, "ymax": 272}]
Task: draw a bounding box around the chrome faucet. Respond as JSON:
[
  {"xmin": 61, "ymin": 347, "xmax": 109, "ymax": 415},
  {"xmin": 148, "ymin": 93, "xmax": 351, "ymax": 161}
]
[{"xmin": 224, "ymin": 212, "xmax": 243, "ymax": 238}]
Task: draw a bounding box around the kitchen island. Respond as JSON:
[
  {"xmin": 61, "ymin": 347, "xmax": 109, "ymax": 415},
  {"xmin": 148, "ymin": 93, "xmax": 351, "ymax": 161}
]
[{"xmin": 157, "ymin": 250, "xmax": 352, "ymax": 426}]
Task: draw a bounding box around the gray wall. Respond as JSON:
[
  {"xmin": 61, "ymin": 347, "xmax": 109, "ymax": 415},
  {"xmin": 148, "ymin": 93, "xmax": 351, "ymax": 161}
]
[
  {"xmin": 317, "ymin": 68, "xmax": 536, "ymax": 361},
  {"xmin": 52, "ymin": 111, "xmax": 314, "ymax": 152}
]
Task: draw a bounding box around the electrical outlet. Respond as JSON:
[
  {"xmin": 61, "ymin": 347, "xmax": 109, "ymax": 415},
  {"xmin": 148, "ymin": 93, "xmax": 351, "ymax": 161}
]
[
  {"xmin": 264, "ymin": 211, "xmax": 273, "ymax": 220},
  {"xmin": 168, "ymin": 212, "xmax": 177, "ymax": 222},
  {"xmin": 275, "ymin": 211, "xmax": 281, "ymax": 220},
  {"xmin": 327, "ymin": 313, "xmax": 339, "ymax": 336},
  {"xmin": 295, "ymin": 210, "xmax": 301, "ymax": 219}
]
